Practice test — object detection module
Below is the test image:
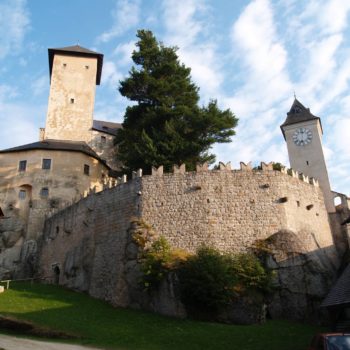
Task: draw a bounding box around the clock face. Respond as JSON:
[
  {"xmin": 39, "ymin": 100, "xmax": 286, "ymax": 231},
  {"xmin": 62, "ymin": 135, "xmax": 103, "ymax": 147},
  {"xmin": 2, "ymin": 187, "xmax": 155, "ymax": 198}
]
[{"xmin": 293, "ymin": 128, "xmax": 312, "ymax": 146}]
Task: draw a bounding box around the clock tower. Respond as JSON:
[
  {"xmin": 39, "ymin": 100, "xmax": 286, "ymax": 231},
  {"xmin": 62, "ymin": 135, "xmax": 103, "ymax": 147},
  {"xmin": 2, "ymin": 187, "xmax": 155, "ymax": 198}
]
[{"xmin": 281, "ymin": 99, "xmax": 335, "ymax": 213}]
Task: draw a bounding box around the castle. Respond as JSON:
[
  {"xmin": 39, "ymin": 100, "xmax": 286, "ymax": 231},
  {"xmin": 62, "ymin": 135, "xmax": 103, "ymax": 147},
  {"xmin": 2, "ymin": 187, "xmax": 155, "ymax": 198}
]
[{"xmin": 0, "ymin": 45, "xmax": 349, "ymax": 320}]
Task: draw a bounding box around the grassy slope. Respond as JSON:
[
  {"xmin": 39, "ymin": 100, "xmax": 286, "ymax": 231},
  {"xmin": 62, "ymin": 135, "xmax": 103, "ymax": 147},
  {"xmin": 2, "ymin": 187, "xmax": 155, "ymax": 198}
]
[{"xmin": 0, "ymin": 282, "xmax": 324, "ymax": 350}]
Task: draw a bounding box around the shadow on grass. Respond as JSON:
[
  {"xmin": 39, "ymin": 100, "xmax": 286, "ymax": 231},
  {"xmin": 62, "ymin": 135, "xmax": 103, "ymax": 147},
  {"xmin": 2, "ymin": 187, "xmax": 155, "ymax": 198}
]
[{"xmin": 0, "ymin": 282, "xmax": 323, "ymax": 350}]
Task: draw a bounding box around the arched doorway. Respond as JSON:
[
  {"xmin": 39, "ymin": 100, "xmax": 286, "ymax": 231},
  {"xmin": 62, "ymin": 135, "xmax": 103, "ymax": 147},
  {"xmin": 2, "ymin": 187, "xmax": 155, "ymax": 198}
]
[{"xmin": 53, "ymin": 265, "xmax": 60, "ymax": 285}]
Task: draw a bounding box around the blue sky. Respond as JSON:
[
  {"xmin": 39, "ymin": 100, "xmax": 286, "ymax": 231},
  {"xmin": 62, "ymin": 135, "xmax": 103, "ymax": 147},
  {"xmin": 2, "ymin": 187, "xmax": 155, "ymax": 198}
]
[{"xmin": 0, "ymin": 0, "xmax": 349, "ymax": 195}]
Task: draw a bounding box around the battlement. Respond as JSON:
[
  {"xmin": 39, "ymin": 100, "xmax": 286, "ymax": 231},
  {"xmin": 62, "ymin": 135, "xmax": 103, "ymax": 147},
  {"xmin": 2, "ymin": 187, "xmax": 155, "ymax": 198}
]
[{"xmin": 101, "ymin": 161, "xmax": 320, "ymax": 191}]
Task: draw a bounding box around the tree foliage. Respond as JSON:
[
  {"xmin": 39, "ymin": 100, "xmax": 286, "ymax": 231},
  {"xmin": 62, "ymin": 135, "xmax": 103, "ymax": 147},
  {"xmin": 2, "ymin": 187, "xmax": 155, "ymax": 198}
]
[
  {"xmin": 116, "ymin": 30, "xmax": 238, "ymax": 173},
  {"xmin": 178, "ymin": 247, "xmax": 273, "ymax": 313}
]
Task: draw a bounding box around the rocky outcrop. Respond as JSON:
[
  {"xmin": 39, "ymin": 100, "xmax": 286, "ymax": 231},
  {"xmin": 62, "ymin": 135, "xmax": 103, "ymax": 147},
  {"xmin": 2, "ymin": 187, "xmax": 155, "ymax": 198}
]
[
  {"xmin": 254, "ymin": 230, "xmax": 340, "ymax": 321},
  {"xmin": 0, "ymin": 216, "xmax": 25, "ymax": 279}
]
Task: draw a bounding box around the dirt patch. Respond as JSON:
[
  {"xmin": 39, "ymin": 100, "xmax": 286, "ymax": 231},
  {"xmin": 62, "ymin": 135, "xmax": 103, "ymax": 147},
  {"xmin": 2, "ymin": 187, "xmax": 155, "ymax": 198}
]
[{"xmin": 0, "ymin": 315, "xmax": 80, "ymax": 339}]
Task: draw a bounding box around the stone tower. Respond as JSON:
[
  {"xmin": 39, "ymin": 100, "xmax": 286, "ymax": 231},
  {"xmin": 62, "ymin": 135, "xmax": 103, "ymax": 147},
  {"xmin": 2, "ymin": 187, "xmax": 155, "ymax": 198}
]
[
  {"xmin": 44, "ymin": 45, "xmax": 103, "ymax": 143},
  {"xmin": 281, "ymin": 99, "xmax": 335, "ymax": 213}
]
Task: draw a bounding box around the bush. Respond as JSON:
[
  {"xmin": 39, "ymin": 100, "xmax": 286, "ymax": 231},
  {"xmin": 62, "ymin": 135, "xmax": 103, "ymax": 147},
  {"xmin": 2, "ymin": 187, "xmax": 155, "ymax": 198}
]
[
  {"xmin": 141, "ymin": 236, "xmax": 190, "ymax": 290},
  {"xmin": 178, "ymin": 247, "xmax": 237, "ymax": 312},
  {"xmin": 178, "ymin": 247, "xmax": 274, "ymax": 313},
  {"xmin": 139, "ymin": 236, "xmax": 274, "ymax": 316}
]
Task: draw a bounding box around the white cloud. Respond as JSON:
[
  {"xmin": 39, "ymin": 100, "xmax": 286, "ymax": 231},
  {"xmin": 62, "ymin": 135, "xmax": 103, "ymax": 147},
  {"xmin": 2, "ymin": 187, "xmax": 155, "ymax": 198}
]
[
  {"xmin": 31, "ymin": 75, "xmax": 48, "ymax": 96},
  {"xmin": 286, "ymin": 1, "xmax": 350, "ymax": 111},
  {"xmin": 0, "ymin": 0, "xmax": 30, "ymax": 59},
  {"xmin": 161, "ymin": 0, "xmax": 224, "ymax": 103},
  {"xmin": 318, "ymin": 0, "xmax": 350, "ymax": 34},
  {"xmin": 214, "ymin": 0, "xmax": 292, "ymax": 169},
  {"xmin": 162, "ymin": 0, "xmax": 207, "ymax": 48},
  {"xmin": 0, "ymin": 102, "xmax": 44, "ymax": 149},
  {"xmin": 101, "ymin": 61, "xmax": 123, "ymax": 88},
  {"xmin": 0, "ymin": 85, "xmax": 18, "ymax": 100},
  {"xmin": 231, "ymin": 0, "xmax": 291, "ymax": 106},
  {"xmin": 113, "ymin": 41, "xmax": 136, "ymax": 66},
  {"xmin": 330, "ymin": 118, "xmax": 350, "ymax": 154},
  {"xmin": 96, "ymin": 0, "xmax": 140, "ymax": 43}
]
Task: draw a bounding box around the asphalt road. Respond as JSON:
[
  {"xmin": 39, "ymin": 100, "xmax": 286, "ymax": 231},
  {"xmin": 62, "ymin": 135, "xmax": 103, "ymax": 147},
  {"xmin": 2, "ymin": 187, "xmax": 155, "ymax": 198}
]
[{"xmin": 0, "ymin": 334, "xmax": 102, "ymax": 350}]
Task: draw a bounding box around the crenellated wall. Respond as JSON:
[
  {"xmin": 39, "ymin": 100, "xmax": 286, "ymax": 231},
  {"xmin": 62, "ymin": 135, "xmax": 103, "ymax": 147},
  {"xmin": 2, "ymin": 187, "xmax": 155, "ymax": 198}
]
[
  {"xmin": 38, "ymin": 162, "xmax": 338, "ymax": 315},
  {"xmin": 140, "ymin": 162, "xmax": 332, "ymax": 253}
]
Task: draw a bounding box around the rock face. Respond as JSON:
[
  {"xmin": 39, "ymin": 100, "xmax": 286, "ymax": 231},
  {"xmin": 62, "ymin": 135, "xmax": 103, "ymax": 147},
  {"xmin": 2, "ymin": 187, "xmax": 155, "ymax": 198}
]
[
  {"xmin": 0, "ymin": 216, "xmax": 25, "ymax": 279},
  {"xmin": 255, "ymin": 230, "xmax": 339, "ymax": 320}
]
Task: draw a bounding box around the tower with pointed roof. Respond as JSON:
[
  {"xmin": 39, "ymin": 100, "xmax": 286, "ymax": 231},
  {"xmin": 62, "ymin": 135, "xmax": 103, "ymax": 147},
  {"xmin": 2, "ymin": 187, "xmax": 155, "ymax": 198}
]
[
  {"xmin": 281, "ymin": 99, "xmax": 335, "ymax": 213},
  {"xmin": 44, "ymin": 45, "xmax": 103, "ymax": 143}
]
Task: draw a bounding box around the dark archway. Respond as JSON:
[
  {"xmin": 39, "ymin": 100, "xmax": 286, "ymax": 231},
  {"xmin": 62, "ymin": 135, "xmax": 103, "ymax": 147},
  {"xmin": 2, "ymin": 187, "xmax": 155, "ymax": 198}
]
[{"xmin": 53, "ymin": 265, "xmax": 60, "ymax": 285}]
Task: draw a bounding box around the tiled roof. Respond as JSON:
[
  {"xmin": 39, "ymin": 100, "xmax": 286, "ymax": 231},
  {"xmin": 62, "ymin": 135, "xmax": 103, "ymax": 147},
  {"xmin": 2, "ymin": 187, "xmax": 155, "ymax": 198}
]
[
  {"xmin": 321, "ymin": 264, "xmax": 350, "ymax": 307},
  {"xmin": 48, "ymin": 45, "xmax": 103, "ymax": 85},
  {"xmin": 280, "ymin": 99, "xmax": 322, "ymax": 138},
  {"xmin": 0, "ymin": 139, "xmax": 108, "ymax": 167},
  {"xmin": 92, "ymin": 120, "xmax": 122, "ymax": 136}
]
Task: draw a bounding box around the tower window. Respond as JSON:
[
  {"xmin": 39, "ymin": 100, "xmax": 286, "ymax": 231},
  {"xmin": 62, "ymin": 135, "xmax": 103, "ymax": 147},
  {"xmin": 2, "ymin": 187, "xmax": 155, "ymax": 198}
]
[
  {"xmin": 19, "ymin": 160, "xmax": 27, "ymax": 172},
  {"xmin": 70, "ymin": 98, "xmax": 75, "ymax": 104},
  {"xmin": 84, "ymin": 164, "xmax": 90, "ymax": 176},
  {"xmin": 40, "ymin": 187, "xmax": 49, "ymax": 197},
  {"xmin": 63, "ymin": 63, "xmax": 67, "ymax": 67},
  {"xmin": 42, "ymin": 158, "xmax": 51, "ymax": 170},
  {"xmin": 85, "ymin": 65, "xmax": 89, "ymax": 69},
  {"xmin": 19, "ymin": 190, "xmax": 26, "ymax": 200},
  {"xmin": 306, "ymin": 161, "xmax": 309, "ymax": 165},
  {"xmin": 101, "ymin": 136, "xmax": 106, "ymax": 143}
]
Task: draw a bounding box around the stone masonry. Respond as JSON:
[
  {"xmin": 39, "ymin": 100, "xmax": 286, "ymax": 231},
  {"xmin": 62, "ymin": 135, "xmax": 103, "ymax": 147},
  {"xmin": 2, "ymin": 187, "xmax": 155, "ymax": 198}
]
[{"xmin": 38, "ymin": 163, "xmax": 339, "ymax": 319}]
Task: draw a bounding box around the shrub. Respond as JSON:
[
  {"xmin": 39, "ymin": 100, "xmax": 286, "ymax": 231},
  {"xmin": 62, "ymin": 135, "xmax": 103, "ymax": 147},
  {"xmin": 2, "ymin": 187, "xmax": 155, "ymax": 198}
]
[
  {"xmin": 178, "ymin": 247, "xmax": 237, "ymax": 312},
  {"xmin": 141, "ymin": 236, "xmax": 190, "ymax": 290},
  {"xmin": 139, "ymin": 236, "xmax": 274, "ymax": 316},
  {"xmin": 178, "ymin": 247, "xmax": 274, "ymax": 313},
  {"xmin": 229, "ymin": 253, "xmax": 274, "ymax": 296}
]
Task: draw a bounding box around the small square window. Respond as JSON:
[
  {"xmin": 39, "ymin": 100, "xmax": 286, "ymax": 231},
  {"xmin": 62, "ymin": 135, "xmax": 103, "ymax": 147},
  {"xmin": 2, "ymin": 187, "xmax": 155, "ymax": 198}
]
[
  {"xmin": 19, "ymin": 190, "xmax": 26, "ymax": 200},
  {"xmin": 40, "ymin": 187, "xmax": 49, "ymax": 197},
  {"xmin": 101, "ymin": 136, "xmax": 106, "ymax": 143},
  {"xmin": 85, "ymin": 65, "xmax": 89, "ymax": 69},
  {"xmin": 84, "ymin": 164, "xmax": 90, "ymax": 176},
  {"xmin": 63, "ymin": 63, "xmax": 67, "ymax": 67},
  {"xmin": 70, "ymin": 98, "xmax": 75, "ymax": 104},
  {"xmin": 42, "ymin": 159, "xmax": 51, "ymax": 170},
  {"xmin": 19, "ymin": 160, "xmax": 27, "ymax": 172}
]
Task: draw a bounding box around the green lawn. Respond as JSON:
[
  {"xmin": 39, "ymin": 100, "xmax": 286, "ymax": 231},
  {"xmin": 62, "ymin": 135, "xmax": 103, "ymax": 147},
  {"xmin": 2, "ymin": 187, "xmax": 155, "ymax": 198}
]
[{"xmin": 0, "ymin": 282, "xmax": 324, "ymax": 350}]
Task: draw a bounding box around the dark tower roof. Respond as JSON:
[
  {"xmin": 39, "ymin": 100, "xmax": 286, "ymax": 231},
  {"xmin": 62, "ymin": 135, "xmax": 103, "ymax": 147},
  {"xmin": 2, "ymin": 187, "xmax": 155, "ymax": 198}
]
[
  {"xmin": 92, "ymin": 120, "xmax": 122, "ymax": 136},
  {"xmin": 48, "ymin": 45, "xmax": 104, "ymax": 85},
  {"xmin": 280, "ymin": 98, "xmax": 322, "ymax": 139}
]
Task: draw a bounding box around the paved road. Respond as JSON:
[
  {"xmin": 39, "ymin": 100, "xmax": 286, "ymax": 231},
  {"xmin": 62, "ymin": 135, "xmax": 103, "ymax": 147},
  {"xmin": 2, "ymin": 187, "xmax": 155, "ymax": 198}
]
[{"xmin": 0, "ymin": 334, "xmax": 102, "ymax": 350}]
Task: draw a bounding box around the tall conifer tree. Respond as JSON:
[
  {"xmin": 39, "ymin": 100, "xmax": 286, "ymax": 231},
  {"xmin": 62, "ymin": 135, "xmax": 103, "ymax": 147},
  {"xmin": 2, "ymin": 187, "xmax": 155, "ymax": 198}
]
[{"xmin": 116, "ymin": 30, "xmax": 238, "ymax": 173}]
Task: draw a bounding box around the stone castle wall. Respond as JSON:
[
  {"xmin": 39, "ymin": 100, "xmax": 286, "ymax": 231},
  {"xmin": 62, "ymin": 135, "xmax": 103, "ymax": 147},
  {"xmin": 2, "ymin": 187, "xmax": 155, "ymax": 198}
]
[
  {"xmin": 38, "ymin": 164, "xmax": 337, "ymax": 314},
  {"xmin": 140, "ymin": 165, "xmax": 332, "ymax": 253},
  {"xmin": 39, "ymin": 178, "xmax": 141, "ymax": 306},
  {"xmin": 89, "ymin": 130, "xmax": 122, "ymax": 171}
]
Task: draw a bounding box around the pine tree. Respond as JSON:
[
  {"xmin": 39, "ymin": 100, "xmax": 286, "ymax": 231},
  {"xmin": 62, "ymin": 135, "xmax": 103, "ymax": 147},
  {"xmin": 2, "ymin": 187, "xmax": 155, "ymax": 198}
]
[{"xmin": 116, "ymin": 29, "xmax": 238, "ymax": 173}]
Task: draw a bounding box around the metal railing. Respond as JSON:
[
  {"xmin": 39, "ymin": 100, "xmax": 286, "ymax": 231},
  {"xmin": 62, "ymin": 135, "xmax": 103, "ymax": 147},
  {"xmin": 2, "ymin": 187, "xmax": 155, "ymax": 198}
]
[{"xmin": 0, "ymin": 277, "xmax": 52, "ymax": 290}]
